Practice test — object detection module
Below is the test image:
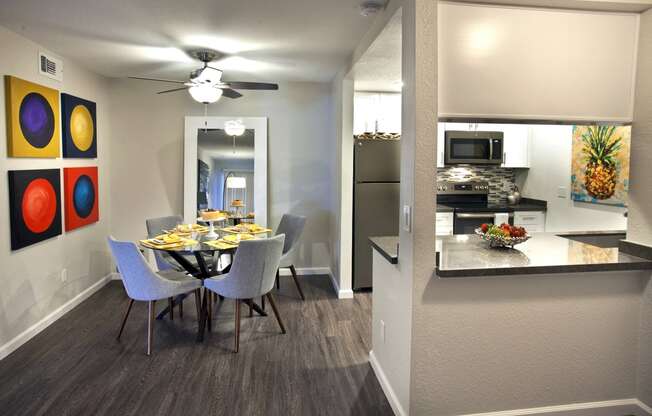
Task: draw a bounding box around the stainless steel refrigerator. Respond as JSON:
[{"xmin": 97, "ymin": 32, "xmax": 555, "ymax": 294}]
[{"xmin": 353, "ymin": 139, "xmax": 401, "ymax": 290}]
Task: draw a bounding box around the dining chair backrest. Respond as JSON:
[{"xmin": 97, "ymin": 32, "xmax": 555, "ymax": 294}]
[
  {"xmin": 276, "ymin": 214, "xmax": 306, "ymax": 256},
  {"xmin": 217, "ymin": 235, "xmax": 285, "ymax": 299},
  {"xmin": 146, "ymin": 215, "xmax": 183, "ymax": 271},
  {"xmin": 107, "ymin": 237, "xmax": 172, "ymax": 301}
]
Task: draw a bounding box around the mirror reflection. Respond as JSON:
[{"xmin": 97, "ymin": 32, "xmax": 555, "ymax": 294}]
[{"xmin": 197, "ymin": 127, "xmax": 255, "ymax": 221}]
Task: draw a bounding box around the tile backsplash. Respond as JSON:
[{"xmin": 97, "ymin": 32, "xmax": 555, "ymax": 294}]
[{"xmin": 437, "ymin": 166, "xmax": 517, "ymax": 203}]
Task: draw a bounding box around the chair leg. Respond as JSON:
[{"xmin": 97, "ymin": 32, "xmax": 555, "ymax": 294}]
[
  {"xmin": 147, "ymin": 300, "xmax": 156, "ymax": 356},
  {"xmin": 194, "ymin": 289, "xmax": 201, "ymax": 322},
  {"xmin": 276, "ymin": 269, "xmax": 280, "ymax": 290},
  {"xmin": 207, "ymin": 291, "xmax": 212, "ymax": 332},
  {"xmin": 117, "ymin": 299, "xmax": 134, "ymax": 340},
  {"xmin": 168, "ymin": 297, "xmax": 174, "ymax": 320},
  {"xmin": 289, "ymin": 265, "xmax": 305, "ymax": 301},
  {"xmin": 247, "ymin": 299, "xmax": 253, "ymax": 317},
  {"xmin": 266, "ymin": 293, "xmax": 286, "ymax": 334},
  {"xmin": 179, "ymin": 297, "xmax": 184, "ymax": 318},
  {"xmin": 261, "ymin": 295, "xmax": 265, "ymax": 311},
  {"xmin": 234, "ymin": 299, "xmax": 241, "ymax": 353}
]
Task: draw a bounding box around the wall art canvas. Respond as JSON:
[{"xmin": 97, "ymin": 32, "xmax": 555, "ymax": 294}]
[
  {"xmin": 5, "ymin": 76, "xmax": 60, "ymax": 158},
  {"xmin": 8, "ymin": 169, "xmax": 62, "ymax": 250},
  {"xmin": 63, "ymin": 167, "xmax": 99, "ymax": 231},
  {"xmin": 571, "ymin": 125, "xmax": 631, "ymax": 207},
  {"xmin": 61, "ymin": 93, "xmax": 97, "ymax": 158}
]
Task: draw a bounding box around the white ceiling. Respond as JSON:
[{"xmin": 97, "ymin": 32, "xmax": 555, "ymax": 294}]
[
  {"xmin": 0, "ymin": 0, "xmax": 377, "ymax": 82},
  {"xmin": 351, "ymin": 8, "xmax": 401, "ymax": 92},
  {"xmin": 198, "ymin": 129, "xmax": 255, "ymax": 161}
]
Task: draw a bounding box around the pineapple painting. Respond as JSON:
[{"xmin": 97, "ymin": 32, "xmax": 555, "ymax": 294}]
[{"xmin": 571, "ymin": 125, "xmax": 631, "ymax": 206}]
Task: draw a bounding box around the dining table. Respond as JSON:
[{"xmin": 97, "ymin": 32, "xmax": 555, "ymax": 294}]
[{"xmin": 139, "ymin": 226, "xmax": 271, "ymax": 342}]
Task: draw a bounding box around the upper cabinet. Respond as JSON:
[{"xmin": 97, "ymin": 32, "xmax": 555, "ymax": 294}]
[
  {"xmin": 354, "ymin": 92, "xmax": 401, "ymax": 134},
  {"xmin": 438, "ymin": 3, "xmax": 639, "ymax": 123}
]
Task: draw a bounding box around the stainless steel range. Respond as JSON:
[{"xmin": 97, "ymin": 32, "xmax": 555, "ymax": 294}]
[{"xmin": 437, "ymin": 181, "xmax": 514, "ymax": 234}]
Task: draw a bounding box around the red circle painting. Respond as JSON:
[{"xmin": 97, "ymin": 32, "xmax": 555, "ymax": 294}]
[{"xmin": 21, "ymin": 178, "xmax": 57, "ymax": 233}]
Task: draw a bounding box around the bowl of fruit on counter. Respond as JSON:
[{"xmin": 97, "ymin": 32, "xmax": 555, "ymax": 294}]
[{"xmin": 475, "ymin": 223, "xmax": 530, "ymax": 249}]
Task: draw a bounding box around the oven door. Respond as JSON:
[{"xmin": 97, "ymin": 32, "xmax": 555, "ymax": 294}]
[
  {"xmin": 454, "ymin": 212, "xmax": 514, "ymax": 235},
  {"xmin": 445, "ymin": 131, "xmax": 503, "ymax": 165}
]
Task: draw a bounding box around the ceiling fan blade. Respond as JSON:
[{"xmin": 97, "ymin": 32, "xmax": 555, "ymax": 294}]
[
  {"xmin": 129, "ymin": 76, "xmax": 186, "ymax": 84},
  {"xmin": 221, "ymin": 88, "xmax": 243, "ymax": 99},
  {"xmin": 157, "ymin": 87, "xmax": 189, "ymax": 94},
  {"xmin": 223, "ymin": 81, "xmax": 279, "ymax": 90}
]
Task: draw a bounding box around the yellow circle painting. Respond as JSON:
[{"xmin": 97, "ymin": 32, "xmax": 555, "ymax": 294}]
[{"xmin": 70, "ymin": 104, "xmax": 94, "ymax": 151}]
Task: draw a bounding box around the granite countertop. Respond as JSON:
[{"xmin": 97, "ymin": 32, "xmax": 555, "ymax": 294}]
[
  {"xmin": 369, "ymin": 236, "xmax": 399, "ymax": 264},
  {"xmin": 369, "ymin": 233, "xmax": 652, "ymax": 277},
  {"xmin": 436, "ymin": 232, "xmax": 652, "ymax": 277}
]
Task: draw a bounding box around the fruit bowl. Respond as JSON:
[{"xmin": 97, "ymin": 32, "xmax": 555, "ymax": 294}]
[{"xmin": 475, "ymin": 223, "xmax": 531, "ymax": 249}]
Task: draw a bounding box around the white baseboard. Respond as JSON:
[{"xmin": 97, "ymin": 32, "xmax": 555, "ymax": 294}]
[
  {"xmin": 0, "ymin": 273, "xmax": 113, "ymax": 361},
  {"xmin": 460, "ymin": 398, "xmax": 651, "ymax": 416},
  {"xmin": 369, "ymin": 350, "xmax": 406, "ymax": 416},
  {"xmin": 326, "ymin": 270, "xmax": 354, "ymax": 299},
  {"xmin": 279, "ymin": 267, "xmax": 353, "ymax": 299}
]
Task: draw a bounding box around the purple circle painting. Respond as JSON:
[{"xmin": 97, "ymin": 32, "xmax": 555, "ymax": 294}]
[{"xmin": 19, "ymin": 92, "xmax": 55, "ymax": 148}]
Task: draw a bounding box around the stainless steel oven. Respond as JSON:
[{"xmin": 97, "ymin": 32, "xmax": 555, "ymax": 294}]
[{"xmin": 444, "ymin": 131, "xmax": 504, "ymax": 165}]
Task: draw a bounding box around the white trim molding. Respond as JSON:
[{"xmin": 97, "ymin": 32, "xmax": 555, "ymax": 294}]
[
  {"xmin": 460, "ymin": 399, "xmax": 651, "ymax": 416},
  {"xmin": 183, "ymin": 116, "xmax": 268, "ymax": 227},
  {"xmin": 327, "ymin": 270, "xmax": 354, "ymax": 299},
  {"xmin": 0, "ymin": 274, "xmax": 113, "ymax": 361},
  {"xmin": 278, "ymin": 267, "xmax": 353, "ymax": 299},
  {"xmin": 369, "ymin": 350, "xmax": 406, "ymax": 416}
]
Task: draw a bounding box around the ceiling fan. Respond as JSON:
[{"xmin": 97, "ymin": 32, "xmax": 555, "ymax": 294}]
[{"xmin": 129, "ymin": 49, "xmax": 278, "ymax": 104}]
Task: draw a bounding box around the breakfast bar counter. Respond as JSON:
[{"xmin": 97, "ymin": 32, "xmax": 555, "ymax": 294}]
[
  {"xmin": 369, "ymin": 233, "xmax": 652, "ymax": 278},
  {"xmin": 436, "ymin": 232, "xmax": 652, "ymax": 277}
]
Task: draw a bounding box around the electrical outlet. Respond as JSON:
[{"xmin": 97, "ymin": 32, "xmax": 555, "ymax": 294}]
[
  {"xmin": 60, "ymin": 268, "xmax": 67, "ymax": 283},
  {"xmin": 557, "ymin": 186, "xmax": 567, "ymax": 198},
  {"xmin": 380, "ymin": 320, "xmax": 386, "ymax": 343}
]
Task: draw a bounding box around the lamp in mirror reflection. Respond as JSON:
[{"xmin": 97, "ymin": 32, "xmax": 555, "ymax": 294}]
[
  {"xmin": 224, "ymin": 174, "xmax": 247, "ymax": 216},
  {"xmin": 225, "ymin": 119, "xmax": 246, "ymax": 154}
]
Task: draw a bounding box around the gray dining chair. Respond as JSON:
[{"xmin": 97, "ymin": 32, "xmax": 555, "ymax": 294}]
[
  {"xmin": 145, "ymin": 215, "xmax": 188, "ymax": 272},
  {"xmin": 274, "ymin": 214, "xmax": 307, "ymax": 300},
  {"xmin": 203, "ymin": 235, "xmax": 286, "ymax": 353},
  {"xmin": 108, "ymin": 237, "xmax": 203, "ymax": 356}
]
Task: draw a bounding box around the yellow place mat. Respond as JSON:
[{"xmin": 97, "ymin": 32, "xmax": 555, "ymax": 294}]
[
  {"xmin": 221, "ymin": 225, "xmax": 272, "ymax": 234},
  {"xmin": 222, "ymin": 233, "xmax": 255, "ymax": 243},
  {"xmin": 203, "ymin": 240, "xmax": 239, "ymax": 250},
  {"xmin": 140, "ymin": 237, "xmax": 198, "ymax": 250}
]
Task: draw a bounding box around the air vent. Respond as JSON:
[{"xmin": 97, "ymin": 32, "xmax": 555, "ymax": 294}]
[{"xmin": 38, "ymin": 51, "xmax": 63, "ymax": 81}]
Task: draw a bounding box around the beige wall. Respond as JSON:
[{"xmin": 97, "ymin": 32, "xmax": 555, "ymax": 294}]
[
  {"xmin": 629, "ymin": 8, "xmax": 652, "ymax": 248},
  {"xmin": 108, "ymin": 79, "xmax": 335, "ymax": 269},
  {"xmin": 0, "ymin": 25, "xmax": 113, "ymax": 351},
  {"xmin": 632, "ymin": 8, "xmax": 652, "ymax": 408}
]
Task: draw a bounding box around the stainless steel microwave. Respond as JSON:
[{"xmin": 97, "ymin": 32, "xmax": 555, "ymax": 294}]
[{"xmin": 444, "ymin": 131, "xmax": 504, "ymax": 165}]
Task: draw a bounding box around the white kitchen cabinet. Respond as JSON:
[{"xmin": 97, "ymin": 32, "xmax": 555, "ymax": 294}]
[
  {"xmin": 436, "ymin": 212, "xmax": 454, "ymax": 236},
  {"xmin": 514, "ymin": 211, "xmax": 546, "ymax": 233},
  {"xmin": 354, "ymin": 92, "xmax": 401, "ymax": 135},
  {"xmin": 438, "ymin": 3, "xmax": 638, "ymax": 122},
  {"xmin": 436, "ymin": 122, "xmax": 445, "ymax": 168}
]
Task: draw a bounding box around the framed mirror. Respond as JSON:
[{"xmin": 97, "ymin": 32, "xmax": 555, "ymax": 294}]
[{"xmin": 184, "ymin": 117, "xmax": 267, "ymax": 226}]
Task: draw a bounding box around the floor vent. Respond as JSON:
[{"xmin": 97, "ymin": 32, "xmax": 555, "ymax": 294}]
[{"xmin": 38, "ymin": 51, "xmax": 63, "ymax": 82}]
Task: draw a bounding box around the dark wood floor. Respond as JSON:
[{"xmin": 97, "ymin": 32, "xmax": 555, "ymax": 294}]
[{"xmin": 0, "ymin": 276, "xmax": 392, "ymax": 416}]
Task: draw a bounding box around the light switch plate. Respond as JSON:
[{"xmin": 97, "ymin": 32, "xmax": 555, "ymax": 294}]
[
  {"xmin": 557, "ymin": 186, "xmax": 567, "ymax": 198},
  {"xmin": 403, "ymin": 205, "xmax": 412, "ymax": 232}
]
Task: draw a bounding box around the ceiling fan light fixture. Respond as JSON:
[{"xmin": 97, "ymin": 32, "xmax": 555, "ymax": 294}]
[{"xmin": 189, "ymin": 85, "xmax": 222, "ymax": 104}]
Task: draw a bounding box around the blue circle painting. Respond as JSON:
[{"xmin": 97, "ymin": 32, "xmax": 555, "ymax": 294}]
[
  {"xmin": 19, "ymin": 92, "xmax": 55, "ymax": 148},
  {"xmin": 73, "ymin": 175, "xmax": 95, "ymax": 218}
]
